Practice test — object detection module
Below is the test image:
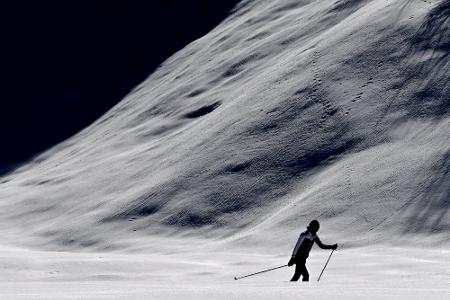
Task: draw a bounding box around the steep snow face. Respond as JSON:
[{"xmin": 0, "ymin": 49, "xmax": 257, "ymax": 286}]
[{"xmin": 0, "ymin": 0, "xmax": 448, "ymax": 251}]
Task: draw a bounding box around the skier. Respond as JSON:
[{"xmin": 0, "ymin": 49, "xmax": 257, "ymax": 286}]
[{"xmin": 288, "ymin": 220, "xmax": 338, "ymax": 281}]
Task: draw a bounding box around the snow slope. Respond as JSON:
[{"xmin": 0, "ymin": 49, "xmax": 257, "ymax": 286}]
[{"xmin": 0, "ymin": 0, "xmax": 449, "ymax": 298}]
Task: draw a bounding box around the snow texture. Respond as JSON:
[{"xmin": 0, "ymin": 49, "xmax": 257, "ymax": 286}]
[{"xmin": 0, "ymin": 0, "xmax": 449, "ymax": 298}]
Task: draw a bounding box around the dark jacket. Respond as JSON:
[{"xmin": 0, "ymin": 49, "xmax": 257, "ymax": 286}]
[{"xmin": 292, "ymin": 230, "xmax": 335, "ymax": 260}]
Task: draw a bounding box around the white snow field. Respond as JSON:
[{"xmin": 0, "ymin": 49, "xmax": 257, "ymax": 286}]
[{"xmin": 1, "ymin": 0, "xmax": 449, "ymax": 298}]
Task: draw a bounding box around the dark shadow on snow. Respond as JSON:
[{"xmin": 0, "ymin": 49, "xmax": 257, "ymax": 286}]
[
  {"xmin": 404, "ymin": 150, "xmax": 450, "ymax": 234},
  {"xmin": 183, "ymin": 102, "xmax": 222, "ymax": 119},
  {"xmin": 403, "ymin": 1, "xmax": 450, "ymax": 119}
]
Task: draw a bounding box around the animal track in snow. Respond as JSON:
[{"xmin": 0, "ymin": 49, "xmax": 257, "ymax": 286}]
[
  {"xmin": 343, "ymin": 76, "xmax": 374, "ymax": 115},
  {"xmin": 351, "ymin": 92, "xmax": 364, "ymax": 103},
  {"xmin": 310, "ymin": 50, "xmax": 338, "ymax": 128},
  {"xmin": 345, "ymin": 164, "xmax": 371, "ymax": 226},
  {"xmin": 344, "ymin": 164, "xmax": 354, "ymax": 198}
]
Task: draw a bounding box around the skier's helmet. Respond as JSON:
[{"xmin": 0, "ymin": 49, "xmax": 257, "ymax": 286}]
[{"xmin": 307, "ymin": 220, "xmax": 320, "ymax": 233}]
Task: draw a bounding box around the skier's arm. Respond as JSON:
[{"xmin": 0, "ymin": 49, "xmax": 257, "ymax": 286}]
[{"xmin": 315, "ymin": 236, "xmax": 337, "ymax": 250}]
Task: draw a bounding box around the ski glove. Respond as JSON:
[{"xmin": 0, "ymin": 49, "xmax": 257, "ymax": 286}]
[
  {"xmin": 288, "ymin": 257, "xmax": 295, "ymax": 267},
  {"xmin": 332, "ymin": 243, "xmax": 338, "ymax": 250}
]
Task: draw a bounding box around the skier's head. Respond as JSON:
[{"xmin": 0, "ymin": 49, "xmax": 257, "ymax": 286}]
[{"xmin": 307, "ymin": 220, "xmax": 320, "ymax": 233}]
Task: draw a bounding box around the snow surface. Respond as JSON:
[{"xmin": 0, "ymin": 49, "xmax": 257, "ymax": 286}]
[{"xmin": 0, "ymin": 0, "xmax": 449, "ymax": 298}]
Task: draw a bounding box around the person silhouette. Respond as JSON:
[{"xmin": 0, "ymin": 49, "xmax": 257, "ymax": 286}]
[{"xmin": 288, "ymin": 220, "xmax": 338, "ymax": 281}]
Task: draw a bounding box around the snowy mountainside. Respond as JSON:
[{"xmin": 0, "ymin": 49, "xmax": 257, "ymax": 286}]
[{"xmin": 0, "ymin": 0, "xmax": 448, "ymax": 251}]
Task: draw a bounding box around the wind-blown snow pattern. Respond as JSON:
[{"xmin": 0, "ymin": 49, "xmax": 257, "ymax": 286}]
[{"xmin": 0, "ymin": 0, "xmax": 449, "ymax": 298}]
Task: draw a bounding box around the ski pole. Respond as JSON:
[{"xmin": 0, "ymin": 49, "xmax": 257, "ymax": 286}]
[
  {"xmin": 317, "ymin": 249, "xmax": 334, "ymax": 282},
  {"xmin": 234, "ymin": 264, "xmax": 288, "ymax": 280}
]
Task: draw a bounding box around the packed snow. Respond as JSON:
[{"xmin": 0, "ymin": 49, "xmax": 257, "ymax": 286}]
[{"xmin": 0, "ymin": 0, "xmax": 449, "ymax": 298}]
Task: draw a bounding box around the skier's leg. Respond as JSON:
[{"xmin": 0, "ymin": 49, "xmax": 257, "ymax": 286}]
[
  {"xmin": 301, "ymin": 264, "xmax": 309, "ymax": 282},
  {"xmin": 291, "ymin": 258, "xmax": 309, "ymax": 282},
  {"xmin": 290, "ymin": 264, "xmax": 301, "ymax": 281}
]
